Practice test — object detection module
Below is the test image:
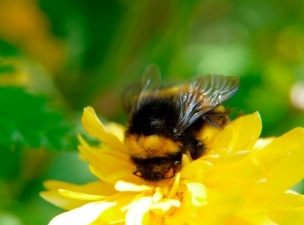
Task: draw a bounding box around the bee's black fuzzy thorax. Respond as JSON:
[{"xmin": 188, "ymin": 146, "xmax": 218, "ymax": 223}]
[{"xmin": 127, "ymin": 97, "xmax": 180, "ymax": 139}]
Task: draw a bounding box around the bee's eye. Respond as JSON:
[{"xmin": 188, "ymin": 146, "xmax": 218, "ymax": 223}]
[
  {"xmin": 164, "ymin": 167, "xmax": 175, "ymax": 179},
  {"xmin": 133, "ymin": 170, "xmax": 143, "ymax": 177}
]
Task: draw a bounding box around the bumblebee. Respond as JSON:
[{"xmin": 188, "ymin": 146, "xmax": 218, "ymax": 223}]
[{"xmin": 123, "ymin": 65, "xmax": 239, "ymax": 182}]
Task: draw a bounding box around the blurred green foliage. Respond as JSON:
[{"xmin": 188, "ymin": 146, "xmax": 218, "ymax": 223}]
[{"xmin": 0, "ymin": 0, "xmax": 304, "ymax": 224}]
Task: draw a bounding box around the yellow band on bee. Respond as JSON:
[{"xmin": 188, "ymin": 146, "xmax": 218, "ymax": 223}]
[{"xmin": 125, "ymin": 134, "xmax": 181, "ymax": 159}]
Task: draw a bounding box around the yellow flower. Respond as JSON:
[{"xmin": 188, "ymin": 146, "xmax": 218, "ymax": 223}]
[{"xmin": 41, "ymin": 106, "xmax": 304, "ymax": 225}]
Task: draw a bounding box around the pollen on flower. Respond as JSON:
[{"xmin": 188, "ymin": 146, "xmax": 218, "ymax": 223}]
[{"xmin": 41, "ymin": 107, "xmax": 304, "ymax": 225}]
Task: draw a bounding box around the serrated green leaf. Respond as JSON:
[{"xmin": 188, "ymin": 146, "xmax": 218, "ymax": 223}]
[{"xmin": 0, "ymin": 87, "xmax": 77, "ymax": 151}]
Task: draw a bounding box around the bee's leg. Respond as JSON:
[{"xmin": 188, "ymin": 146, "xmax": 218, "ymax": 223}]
[{"xmin": 186, "ymin": 138, "xmax": 205, "ymax": 160}]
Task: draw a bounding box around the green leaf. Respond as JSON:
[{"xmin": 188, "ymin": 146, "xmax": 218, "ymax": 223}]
[{"xmin": 0, "ymin": 87, "xmax": 77, "ymax": 151}]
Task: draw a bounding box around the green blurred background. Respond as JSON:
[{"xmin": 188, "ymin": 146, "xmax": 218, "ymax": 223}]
[{"xmin": 0, "ymin": 0, "xmax": 304, "ymax": 224}]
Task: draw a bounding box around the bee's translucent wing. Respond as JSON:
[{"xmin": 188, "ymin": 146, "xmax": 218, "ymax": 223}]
[
  {"xmin": 121, "ymin": 64, "xmax": 161, "ymax": 120},
  {"xmin": 140, "ymin": 64, "xmax": 161, "ymax": 92},
  {"xmin": 175, "ymin": 74, "xmax": 239, "ymax": 135},
  {"xmin": 121, "ymin": 80, "xmax": 142, "ymax": 119}
]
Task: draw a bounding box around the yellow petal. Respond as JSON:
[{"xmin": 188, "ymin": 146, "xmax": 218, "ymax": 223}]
[
  {"xmin": 78, "ymin": 138, "xmax": 134, "ymax": 183},
  {"xmin": 254, "ymin": 137, "xmax": 274, "ymax": 150},
  {"xmin": 166, "ymin": 189, "xmax": 242, "ymax": 225},
  {"xmin": 165, "ymin": 190, "xmax": 193, "ymax": 225},
  {"xmin": 225, "ymin": 216, "xmax": 251, "ymax": 225},
  {"xmin": 248, "ymin": 128, "xmax": 304, "ymax": 197},
  {"xmin": 207, "ymin": 123, "xmax": 234, "ymax": 155},
  {"xmin": 194, "ymin": 190, "xmax": 243, "ymax": 225},
  {"xmin": 105, "ymin": 122, "xmax": 126, "ymax": 142},
  {"xmin": 152, "ymin": 187, "xmax": 164, "ymax": 202},
  {"xmin": 49, "ymin": 180, "xmax": 115, "ymax": 196},
  {"xmin": 48, "ymin": 202, "xmax": 116, "ymax": 225},
  {"xmin": 58, "ymin": 189, "xmax": 106, "ymax": 201},
  {"xmin": 203, "ymin": 152, "xmax": 262, "ymax": 192},
  {"xmin": 115, "ymin": 180, "xmax": 153, "ymax": 193},
  {"xmin": 228, "ymin": 112, "xmax": 262, "ymax": 152},
  {"xmin": 96, "ymin": 192, "xmax": 137, "ymax": 224},
  {"xmin": 184, "ymin": 181, "xmax": 208, "ymax": 206},
  {"xmin": 168, "ymin": 172, "xmax": 181, "ymax": 198},
  {"xmin": 81, "ymin": 106, "xmax": 126, "ymax": 153},
  {"xmin": 206, "ymin": 112, "xmax": 261, "ymax": 157},
  {"xmin": 150, "ymin": 198, "xmax": 180, "ymax": 215},
  {"xmin": 41, "ymin": 180, "xmax": 116, "ymax": 210},
  {"xmin": 268, "ymin": 192, "xmax": 304, "ymax": 225},
  {"xmin": 237, "ymin": 212, "xmax": 278, "ymax": 225},
  {"xmin": 181, "ymin": 158, "xmax": 212, "ymax": 180},
  {"xmin": 252, "ymin": 127, "xmax": 304, "ymax": 163},
  {"xmin": 125, "ymin": 196, "xmax": 153, "ymax": 225},
  {"xmin": 43, "ymin": 180, "xmax": 75, "ymax": 190},
  {"xmin": 40, "ymin": 189, "xmax": 90, "ymax": 210}
]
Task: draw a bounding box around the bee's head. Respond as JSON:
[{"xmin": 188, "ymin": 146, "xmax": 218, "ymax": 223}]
[
  {"xmin": 131, "ymin": 153, "xmax": 182, "ymax": 182},
  {"xmin": 125, "ymin": 134, "xmax": 183, "ymax": 181}
]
